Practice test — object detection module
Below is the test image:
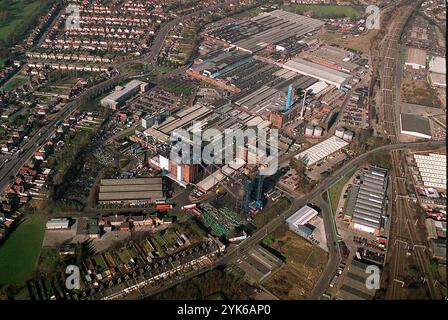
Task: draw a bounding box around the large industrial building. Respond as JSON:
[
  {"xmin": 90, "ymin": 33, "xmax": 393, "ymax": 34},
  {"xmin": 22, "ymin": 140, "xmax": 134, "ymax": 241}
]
[
  {"xmin": 46, "ymin": 218, "xmax": 70, "ymax": 230},
  {"xmin": 286, "ymin": 205, "xmax": 319, "ymax": 237},
  {"xmin": 282, "ymin": 57, "xmax": 352, "ymax": 88},
  {"xmin": 429, "ymin": 56, "xmax": 446, "ymax": 87},
  {"xmin": 294, "ymin": 135, "xmax": 349, "ymax": 167},
  {"xmin": 400, "ymin": 113, "xmax": 432, "ymax": 139},
  {"xmin": 413, "ymin": 153, "xmax": 446, "ymax": 189},
  {"xmin": 335, "ymin": 259, "xmax": 379, "ymax": 300},
  {"xmin": 196, "ymin": 159, "xmax": 246, "ymax": 193},
  {"xmin": 98, "ymin": 177, "xmax": 164, "ymax": 205},
  {"xmin": 405, "ymin": 48, "xmax": 427, "ymax": 69},
  {"xmin": 429, "ymin": 56, "xmax": 446, "ymax": 74},
  {"xmin": 100, "ymin": 80, "xmax": 149, "ymax": 109},
  {"xmin": 345, "ymin": 166, "xmax": 389, "ymax": 235},
  {"xmin": 143, "ymin": 103, "xmax": 213, "ymax": 143},
  {"xmin": 203, "ymin": 10, "xmax": 324, "ymax": 54}
]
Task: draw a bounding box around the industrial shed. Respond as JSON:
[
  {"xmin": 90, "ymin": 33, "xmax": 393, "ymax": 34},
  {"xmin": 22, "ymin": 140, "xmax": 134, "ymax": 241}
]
[
  {"xmin": 283, "ymin": 57, "xmax": 352, "ymax": 88},
  {"xmin": 346, "ymin": 166, "xmax": 389, "ymax": 235},
  {"xmin": 286, "ymin": 205, "xmax": 319, "ymax": 229},
  {"xmin": 294, "ymin": 136, "xmax": 348, "ymax": 167},
  {"xmin": 405, "ymin": 48, "xmax": 427, "ymax": 69},
  {"xmin": 400, "ymin": 113, "xmax": 432, "ymax": 139},
  {"xmin": 98, "ymin": 178, "xmax": 164, "ymax": 204},
  {"xmin": 46, "ymin": 218, "xmax": 70, "ymax": 230}
]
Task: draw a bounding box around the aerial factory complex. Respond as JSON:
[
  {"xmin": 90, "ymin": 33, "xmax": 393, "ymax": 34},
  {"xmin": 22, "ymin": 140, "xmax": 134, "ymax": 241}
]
[{"xmin": 0, "ymin": 0, "xmax": 446, "ymax": 303}]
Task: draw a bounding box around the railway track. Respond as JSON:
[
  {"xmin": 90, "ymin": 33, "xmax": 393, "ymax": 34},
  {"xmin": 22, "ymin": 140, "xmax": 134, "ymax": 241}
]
[{"xmin": 387, "ymin": 150, "xmax": 442, "ymax": 299}]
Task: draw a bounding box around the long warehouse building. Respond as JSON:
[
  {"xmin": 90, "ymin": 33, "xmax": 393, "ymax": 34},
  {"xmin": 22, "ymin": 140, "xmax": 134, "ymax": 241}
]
[
  {"xmin": 345, "ymin": 166, "xmax": 389, "ymax": 235},
  {"xmin": 98, "ymin": 178, "xmax": 164, "ymax": 205},
  {"xmin": 282, "ymin": 57, "xmax": 352, "ymax": 88},
  {"xmin": 294, "ymin": 136, "xmax": 349, "ymax": 167}
]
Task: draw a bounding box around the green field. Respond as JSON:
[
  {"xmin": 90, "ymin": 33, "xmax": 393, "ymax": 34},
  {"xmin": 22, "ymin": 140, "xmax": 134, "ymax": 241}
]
[
  {"xmin": 327, "ymin": 168, "xmax": 358, "ymax": 214},
  {"xmin": 283, "ymin": 4, "xmax": 362, "ymax": 18},
  {"xmin": 0, "ymin": 0, "xmax": 47, "ymax": 41},
  {"xmin": 1, "ymin": 75, "xmax": 29, "ymax": 92},
  {"xmin": 0, "ymin": 214, "xmax": 47, "ymax": 286}
]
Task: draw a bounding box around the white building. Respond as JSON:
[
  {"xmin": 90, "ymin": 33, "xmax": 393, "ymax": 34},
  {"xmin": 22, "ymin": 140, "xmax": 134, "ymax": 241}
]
[
  {"xmin": 46, "ymin": 218, "xmax": 70, "ymax": 230},
  {"xmin": 282, "ymin": 57, "xmax": 351, "ymax": 89},
  {"xmin": 400, "ymin": 113, "xmax": 432, "ymax": 139},
  {"xmin": 286, "ymin": 205, "xmax": 319, "ymax": 227},
  {"xmin": 405, "ymin": 48, "xmax": 427, "ymax": 70},
  {"xmin": 414, "ymin": 153, "xmax": 446, "ymax": 189},
  {"xmin": 294, "ymin": 136, "xmax": 348, "ymax": 166},
  {"xmin": 100, "ymin": 80, "xmax": 149, "ymax": 109},
  {"xmin": 429, "ymin": 56, "xmax": 446, "ymax": 74}
]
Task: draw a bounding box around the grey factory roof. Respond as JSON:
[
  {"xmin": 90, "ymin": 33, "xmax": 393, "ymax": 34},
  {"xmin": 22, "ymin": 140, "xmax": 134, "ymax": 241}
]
[
  {"xmin": 232, "ymin": 10, "xmax": 324, "ymax": 53},
  {"xmin": 99, "ymin": 184, "xmax": 163, "ymax": 193},
  {"xmin": 283, "ymin": 57, "xmax": 352, "ymax": 88},
  {"xmin": 286, "ymin": 205, "xmax": 319, "ymax": 227},
  {"xmin": 98, "ymin": 191, "xmax": 164, "ymax": 201},
  {"xmin": 101, "ymin": 80, "xmax": 147, "ymax": 104},
  {"xmin": 100, "ymin": 177, "xmax": 162, "ymax": 186},
  {"xmin": 400, "ymin": 113, "xmax": 432, "ymax": 138},
  {"xmin": 336, "ymin": 260, "xmax": 378, "ymax": 300},
  {"xmin": 155, "ymin": 104, "xmax": 212, "ymax": 134},
  {"xmin": 347, "ymin": 166, "xmax": 388, "ymax": 233},
  {"xmin": 429, "ymin": 56, "xmax": 446, "ymax": 74},
  {"xmin": 406, "ymin": 48, "xmax": 427, "ymax": 67},
  {"xmin": 98, "ymin": 177, "xmax": 163, "ymax": 202}
]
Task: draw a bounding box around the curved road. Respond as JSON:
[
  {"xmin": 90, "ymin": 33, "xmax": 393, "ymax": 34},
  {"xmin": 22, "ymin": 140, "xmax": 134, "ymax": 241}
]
[{"xmin": 132, "ymin": 140, "xmax": 444, "ymax": 300}]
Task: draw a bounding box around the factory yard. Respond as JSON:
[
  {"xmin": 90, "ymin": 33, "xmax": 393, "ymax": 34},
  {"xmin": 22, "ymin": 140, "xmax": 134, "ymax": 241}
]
[
  {"xmin": 318, "ymin": 28, "xmax": 379, "ymax": 54},
  {"xmin": 401, "ymin": 79, "xmax": 443, "ymax": 108},
  {"xmin": 263, "ymin": 230, "xmax": 328, "ymax": 300}
]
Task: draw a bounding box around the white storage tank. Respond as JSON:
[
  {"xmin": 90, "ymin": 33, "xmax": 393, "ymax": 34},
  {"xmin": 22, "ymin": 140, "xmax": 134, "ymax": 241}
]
[
  {"xmin": 335, "ymin": 127, "xmax": 345, "ymax": 138},
  {"xmin": 343, "ymin": 130, "xmax": 354, "ymax": 142},
  {"xmin": 305, "ymin": 125, "xmax": 314, "ymax": 136},
  {"xmin": 313, "ymin": 126, "xmax": 323, "ymax": 137}
]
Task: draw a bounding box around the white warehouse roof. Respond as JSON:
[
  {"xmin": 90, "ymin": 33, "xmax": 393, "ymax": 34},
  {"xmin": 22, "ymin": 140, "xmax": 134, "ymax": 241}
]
[
  {"xmin": 286, "ymin": 205, "xmax": 318, "ymax": 227},
  {"xmin": 306, "ymin": 80, "xmax": 329, "ymax": 95},
  {"xmin": 101, "ymin": 80, "xmax": 147, "ymax": 105},
  {"xmin": 414, "ymin": 153, "xmax": 446, "ymax": 189},
  {"xmin": 282, "ymin": 58, "xmax": 351, "ymax": 88},
  {"xmin": 46, "ymin": 218, "xmax": 70, "ymax": 229},
  {"xmin": 295, "ymin": 136, "xmax": 348, "ymax": 166},
  {"xmin": 429, "ymin": 56, "xmax": 446, "ymax": 74}
]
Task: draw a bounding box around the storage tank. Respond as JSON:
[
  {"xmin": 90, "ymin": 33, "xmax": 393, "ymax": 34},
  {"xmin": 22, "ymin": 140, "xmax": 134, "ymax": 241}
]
[
  {"xmin": 343, "ymin": 130, "xmax": 354, "ymax": 142},
  {"xmin": 335, "ymin": 127, "xmax": 345, "ymax": 138},
  {"xmin": 313, "ymin": 126, "xmax": 323, "ymax": 137},
  {"xmin": 305, "ymin": 125, "xmax": 314, "ymax": 136}
]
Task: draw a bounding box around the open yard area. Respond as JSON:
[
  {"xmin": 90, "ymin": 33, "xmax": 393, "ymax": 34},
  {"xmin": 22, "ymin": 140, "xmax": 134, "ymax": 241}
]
[
  {"xmin": 264, "ymin": 230, "xmax": 328, "ymax": 300},
  {"xmin": 283, "ymin": 4, "xmax": 362, "ymax": 18},
  {"xmin": 318, "ymin": 28, "xmax": 379, "ymax": 54},
  {"xmin": 0, "ymin": 214, "xmax": 47, "ymax": 286},
  {"xmin": 401, "ymin": 79, "xmax": 443, "ymax": 108}
]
